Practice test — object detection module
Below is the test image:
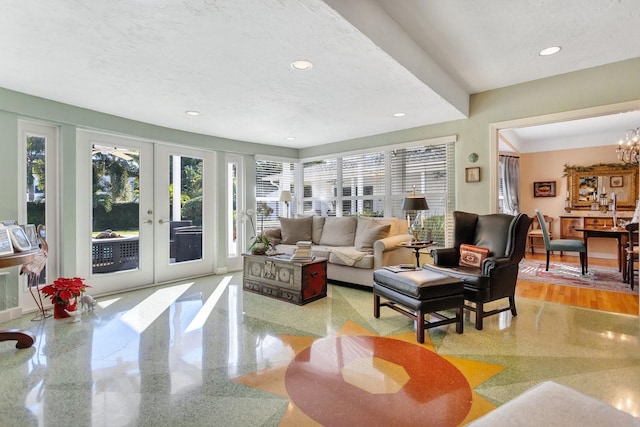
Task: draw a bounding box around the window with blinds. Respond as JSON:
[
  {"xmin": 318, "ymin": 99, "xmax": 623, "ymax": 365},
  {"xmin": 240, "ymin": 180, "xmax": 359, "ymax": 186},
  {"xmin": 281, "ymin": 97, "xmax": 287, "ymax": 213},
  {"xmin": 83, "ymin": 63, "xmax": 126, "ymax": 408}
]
[
  {"xmin": 302, "ymin": 158, "xmax": 338, "ymax": 217},
  {"xmin": 341, "ymin": 152, "xmax": 385, "ymax": 216},
  {"xmin": 390, "ymin": 144, "xmax": 454, "ymax": 245},
  {"xmin": 255, "ymin": 159, "xmax": 296, "ymax": 229},
  {"xmin": 256, "ymin": 139, "xmax": 455, "ymax": 245}
]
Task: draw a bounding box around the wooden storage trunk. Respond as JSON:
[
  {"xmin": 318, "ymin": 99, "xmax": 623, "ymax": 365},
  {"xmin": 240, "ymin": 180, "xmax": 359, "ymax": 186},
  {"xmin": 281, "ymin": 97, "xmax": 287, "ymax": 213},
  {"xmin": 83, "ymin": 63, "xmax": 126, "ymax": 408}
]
[{"xmin": 242, "ymin": 254, "xmax": 327, "ymax": 305}]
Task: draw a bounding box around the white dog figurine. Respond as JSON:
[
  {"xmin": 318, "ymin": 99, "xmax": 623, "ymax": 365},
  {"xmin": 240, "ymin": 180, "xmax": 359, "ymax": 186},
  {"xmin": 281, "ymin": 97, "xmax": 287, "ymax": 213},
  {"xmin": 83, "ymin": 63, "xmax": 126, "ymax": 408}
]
[{"xmin": 80, "ymin": 294, "xmax": 97, "ymax": 312}]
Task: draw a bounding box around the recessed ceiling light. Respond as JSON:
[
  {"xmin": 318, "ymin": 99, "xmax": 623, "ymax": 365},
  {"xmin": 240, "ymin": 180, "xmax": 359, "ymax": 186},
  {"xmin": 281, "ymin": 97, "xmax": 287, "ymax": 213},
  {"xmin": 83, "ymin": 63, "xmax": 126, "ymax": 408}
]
[
  {"xmin": 290, "ymin": 60, "xmax": 313, "ymax": 71},
  {"xmin": 185, "ymin": 110, "xmax": 200, "ymax": 116},
  {"xmin": 285, "ymin": 136, "xmax": 296, "ymax": 141},
  {"xmin": 539, "ymin": 46, "xmax": 561, "ymax": 56},
  {"xmin": 392, "ymin": 112, "xmax": 407, "ymax": 117}
]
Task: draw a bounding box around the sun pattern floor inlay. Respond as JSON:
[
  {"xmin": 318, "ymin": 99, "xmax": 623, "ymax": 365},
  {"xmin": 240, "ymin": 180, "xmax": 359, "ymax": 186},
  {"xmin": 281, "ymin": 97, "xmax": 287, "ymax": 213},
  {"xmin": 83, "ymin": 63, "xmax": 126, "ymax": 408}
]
[{"xmin": 233, "ymin": 321, "xmax": 505, "ymax": 426}]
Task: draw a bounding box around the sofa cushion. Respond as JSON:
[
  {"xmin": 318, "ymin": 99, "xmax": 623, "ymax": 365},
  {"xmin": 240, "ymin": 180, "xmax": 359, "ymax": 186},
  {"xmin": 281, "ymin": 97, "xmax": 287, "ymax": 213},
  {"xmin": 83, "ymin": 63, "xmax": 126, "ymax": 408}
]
[
  {"xmin": 312, "ymin": 216, "xmax": 326, "ymax": 244},
  {"xmin": 459, "ymin": 244, "xmax": 490, "ymax": 268},
  {"xmin": 320, "ymin": 217, "xmax": 357, "ymax": 246},
  {"xmin": 355, "ymin": 223, "xmax": 391, "ymax": 253},
  {"xmin": 262, "ymin": 228, "xmax": 281, "ymax": 246},
  {"xmin": 280, "ymin": 217, "xmax": 313, "ymax": 244}
]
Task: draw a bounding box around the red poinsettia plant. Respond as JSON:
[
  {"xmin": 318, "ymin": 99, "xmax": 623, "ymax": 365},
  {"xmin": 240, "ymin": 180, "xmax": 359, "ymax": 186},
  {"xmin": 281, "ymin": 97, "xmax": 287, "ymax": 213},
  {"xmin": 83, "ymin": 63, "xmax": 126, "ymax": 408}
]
[{"xmin": 40, "ymin": 277, "xmax": 90, "ymax": 305}]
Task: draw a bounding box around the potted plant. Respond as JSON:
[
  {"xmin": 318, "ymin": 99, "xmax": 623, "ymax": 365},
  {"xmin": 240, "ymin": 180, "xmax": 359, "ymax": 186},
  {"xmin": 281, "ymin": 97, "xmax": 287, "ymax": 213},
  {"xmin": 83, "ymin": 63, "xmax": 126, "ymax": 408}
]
[
  {"xmin": 249, "ymin": 234, "xmax": 271, "ymax": 255},
  {"xmin": 40, "ymin": 277, "xmax": 90, "ymax": 319},
  {"xmin": 238, "ymin": 206, "xmax": 273, "ymax": 255}
]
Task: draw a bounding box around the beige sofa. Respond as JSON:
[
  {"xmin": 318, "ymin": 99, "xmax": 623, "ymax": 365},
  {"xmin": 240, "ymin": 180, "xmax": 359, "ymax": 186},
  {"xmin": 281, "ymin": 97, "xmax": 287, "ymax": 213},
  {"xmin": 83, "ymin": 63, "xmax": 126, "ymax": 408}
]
[{"xmin": 263, "ymin": 216, "xmax": 414, "ymax": 287}]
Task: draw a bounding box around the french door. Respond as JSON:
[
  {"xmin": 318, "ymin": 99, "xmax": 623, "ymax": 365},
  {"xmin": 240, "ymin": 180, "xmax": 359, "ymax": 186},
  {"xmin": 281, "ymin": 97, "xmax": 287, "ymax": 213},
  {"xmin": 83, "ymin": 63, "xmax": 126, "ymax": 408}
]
[
  {"xmin": 76, "ymin": 131, "xmax": 215, "ymax": 294},
  {"xmin": 155, "ymin": 144, "xmax": 215, "ymax": 282}
]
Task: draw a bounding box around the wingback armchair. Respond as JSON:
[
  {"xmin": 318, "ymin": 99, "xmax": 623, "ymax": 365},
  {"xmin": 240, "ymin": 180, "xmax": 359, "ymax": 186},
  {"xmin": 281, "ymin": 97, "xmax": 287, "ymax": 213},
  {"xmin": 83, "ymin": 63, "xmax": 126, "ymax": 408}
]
[{"xmin": 422, "ymin": 211, "xmax": 532, "ymax": 330}]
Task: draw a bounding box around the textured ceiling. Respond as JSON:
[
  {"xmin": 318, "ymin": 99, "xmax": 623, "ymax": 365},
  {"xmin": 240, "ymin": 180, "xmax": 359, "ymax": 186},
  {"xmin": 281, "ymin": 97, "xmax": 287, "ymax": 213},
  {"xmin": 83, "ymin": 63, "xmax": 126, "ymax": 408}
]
[{"xmin": 0, "ymin": 0, "xmax": 639, "ymax": 149}]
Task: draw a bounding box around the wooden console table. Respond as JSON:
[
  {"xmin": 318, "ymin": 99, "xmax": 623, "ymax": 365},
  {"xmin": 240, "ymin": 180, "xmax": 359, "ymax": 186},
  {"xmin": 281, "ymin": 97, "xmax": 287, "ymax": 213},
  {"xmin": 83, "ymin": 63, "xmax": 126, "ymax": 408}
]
[{"xmin": 0, "ymin": 251, "xmax": 36, "ymax": 349}]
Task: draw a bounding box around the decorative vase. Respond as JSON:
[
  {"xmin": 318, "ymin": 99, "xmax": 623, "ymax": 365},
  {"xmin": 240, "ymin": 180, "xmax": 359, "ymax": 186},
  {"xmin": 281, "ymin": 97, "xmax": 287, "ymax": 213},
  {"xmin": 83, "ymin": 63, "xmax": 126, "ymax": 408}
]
[{"xmin": 53, "ymin": 300, "xmax": 77, "ymax": 319}]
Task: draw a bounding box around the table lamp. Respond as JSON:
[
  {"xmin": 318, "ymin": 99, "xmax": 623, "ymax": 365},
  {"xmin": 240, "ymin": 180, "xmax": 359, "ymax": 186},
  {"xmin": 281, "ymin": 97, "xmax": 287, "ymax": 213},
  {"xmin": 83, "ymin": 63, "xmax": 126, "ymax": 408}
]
[
  {"xmin": 279, "ymin": 190, "xmax": 292, "ymax": 217},
  {"xmin": 401, "ymin": 186, "xmax": 428, "ymax": 240}
]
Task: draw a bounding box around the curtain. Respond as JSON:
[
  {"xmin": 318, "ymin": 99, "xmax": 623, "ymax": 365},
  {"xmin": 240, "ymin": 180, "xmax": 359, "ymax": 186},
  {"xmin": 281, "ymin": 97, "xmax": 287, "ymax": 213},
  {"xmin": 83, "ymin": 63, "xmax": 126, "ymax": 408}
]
[{"xmin": 500, "ymin": 155, "xmax": 520, "ymax": 214}]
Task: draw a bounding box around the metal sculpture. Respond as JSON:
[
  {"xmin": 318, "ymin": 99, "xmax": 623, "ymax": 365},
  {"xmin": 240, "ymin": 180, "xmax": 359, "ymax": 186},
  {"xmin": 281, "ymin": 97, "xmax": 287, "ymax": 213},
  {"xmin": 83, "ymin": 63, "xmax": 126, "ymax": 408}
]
[{"xmin": 20, "ymin": 225, "xmax": 51, "ymax": 320}]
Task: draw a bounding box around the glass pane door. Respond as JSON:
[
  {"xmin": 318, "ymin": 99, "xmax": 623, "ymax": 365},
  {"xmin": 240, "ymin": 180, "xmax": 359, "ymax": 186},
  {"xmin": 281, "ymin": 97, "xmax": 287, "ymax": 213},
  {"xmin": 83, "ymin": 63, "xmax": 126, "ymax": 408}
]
[
  {"xmin": 77, "ymin": 133, "xmax": 215, "ymax": 291},
  {"xmin": 168, "ymin": 154, "xmax": 202, "ymax": 264},
  {"xmin": 91, "ymin": 144, "xmax": 141, "ymax": 274},
  {"xmin": 76, "ymin": 131, "xmax": 154, "ymax": 293},
  {"xmin": 154, "ymin": 144, "xmax": 215, "ymax": 283}
]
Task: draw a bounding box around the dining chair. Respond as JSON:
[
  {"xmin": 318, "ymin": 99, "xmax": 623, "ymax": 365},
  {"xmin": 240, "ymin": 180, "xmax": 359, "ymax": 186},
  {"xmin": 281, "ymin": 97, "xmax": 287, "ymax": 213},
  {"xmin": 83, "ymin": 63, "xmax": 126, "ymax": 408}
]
[
  {"xmin": 535, "ymin": 209, "xmax": 587, "ymax": 274},
  {"xmin": 527, "ymin": 214, "xmax": 554, "ymax": 255},
  {"xmin": 624, "ymin": 222, "xmax": 638, "ymax": 290}
]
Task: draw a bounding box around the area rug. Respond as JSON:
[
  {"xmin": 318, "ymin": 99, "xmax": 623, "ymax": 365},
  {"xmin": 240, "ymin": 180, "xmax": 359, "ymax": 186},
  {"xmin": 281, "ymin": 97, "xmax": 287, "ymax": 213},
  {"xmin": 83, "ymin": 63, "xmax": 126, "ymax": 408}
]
[{"xmin": 518, "ymin": 259, "xmax": 638, "ymax": 294}]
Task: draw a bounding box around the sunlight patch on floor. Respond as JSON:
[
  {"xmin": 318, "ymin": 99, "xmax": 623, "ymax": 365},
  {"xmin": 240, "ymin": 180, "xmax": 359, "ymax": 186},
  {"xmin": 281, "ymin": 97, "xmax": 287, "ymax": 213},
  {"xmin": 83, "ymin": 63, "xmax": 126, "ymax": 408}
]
[
  {"xmin": 120, "ymin": 282, "xmax": 193, "ymax": 333},
  {"xmin": 185, "ymin": 276, "xmax": 232, "ymax": 333}
]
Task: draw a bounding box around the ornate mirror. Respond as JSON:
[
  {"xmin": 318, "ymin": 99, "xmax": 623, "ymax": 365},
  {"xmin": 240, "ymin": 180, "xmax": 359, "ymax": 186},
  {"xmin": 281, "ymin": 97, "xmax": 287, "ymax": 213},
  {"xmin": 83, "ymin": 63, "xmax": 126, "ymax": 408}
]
[{"xmin": 566, "ymin": 163, "xmax": 639, "ymax": 210}]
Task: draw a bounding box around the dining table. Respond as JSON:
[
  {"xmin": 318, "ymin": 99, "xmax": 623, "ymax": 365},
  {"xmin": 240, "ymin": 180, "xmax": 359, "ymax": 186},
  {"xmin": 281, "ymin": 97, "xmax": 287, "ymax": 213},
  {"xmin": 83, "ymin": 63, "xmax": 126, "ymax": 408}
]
[{"xmin": 573, "ymin": 227, "xmax": 628, "ymax": 273}]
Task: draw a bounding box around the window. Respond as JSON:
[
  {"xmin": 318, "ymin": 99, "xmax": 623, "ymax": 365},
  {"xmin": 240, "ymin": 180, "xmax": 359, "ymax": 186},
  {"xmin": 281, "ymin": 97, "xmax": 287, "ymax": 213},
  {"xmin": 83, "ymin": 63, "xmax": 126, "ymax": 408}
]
[
  {"xmin": 257, "ymin": 137, "xmax": 455, "ymax": 245},
  {"xmin": 256, "ymin": 159, "xmax": 296, "ymax": 229},
  {"xmin": 390, "ymin": 144, "xmax": 454, "ymax": 244},
  {"xmin": 499, "ymin": 155, "xmax": 520, "ymax": 214},
  {"xmin": 302, "ymin": 158, "xmax": 337, "ymax": 217},
  {"xmin": 341, "ymin": 152, "xmax": 385, "ymax": 216},
  {"xmin": 20, "ymin": 121, "xmax": 60, "ymax": 290}
]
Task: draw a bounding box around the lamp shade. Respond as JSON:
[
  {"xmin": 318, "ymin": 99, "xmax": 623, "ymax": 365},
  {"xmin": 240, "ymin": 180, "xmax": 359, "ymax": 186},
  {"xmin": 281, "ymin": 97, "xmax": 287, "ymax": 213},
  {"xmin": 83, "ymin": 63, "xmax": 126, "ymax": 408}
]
[
  {"xmin": 401, "ymin": 196, "xmax": 428, "ymax": 211},
  {"xmin": 279, "ymin": 190, "xmax": 292, "ymax": 202}
]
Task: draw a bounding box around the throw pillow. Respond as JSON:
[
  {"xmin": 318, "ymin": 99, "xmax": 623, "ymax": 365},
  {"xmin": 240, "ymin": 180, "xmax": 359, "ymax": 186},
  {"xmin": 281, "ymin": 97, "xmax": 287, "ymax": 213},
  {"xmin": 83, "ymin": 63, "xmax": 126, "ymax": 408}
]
[
  {"xmin": 280, "ymin": 217, "xmax": 313, "ymax": 244},
  {"xmin": 459, "ymin": 243, "xmax": 490, "ymax": 268},
  {"xmin": 312, "ymin": 216, "xmax": 326, "ymax": 244},
  {"xmin": 319, "ymin": 217, "xmax": 358, "ymax": 246},
  {"xmin": 262, "ymin": 228, "xmax": 282, "ymax": 246},
  {"xmin": 355, "ymin": 223, "xmax": 391, "ymax": 253}
]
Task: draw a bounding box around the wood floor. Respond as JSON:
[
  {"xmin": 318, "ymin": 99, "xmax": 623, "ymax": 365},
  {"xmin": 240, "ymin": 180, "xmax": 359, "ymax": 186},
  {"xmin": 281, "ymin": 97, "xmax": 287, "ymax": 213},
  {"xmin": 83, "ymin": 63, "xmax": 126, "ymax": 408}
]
[{"xmin": 517, "ymin": 253, "xmax": 639, "ymax": 316}]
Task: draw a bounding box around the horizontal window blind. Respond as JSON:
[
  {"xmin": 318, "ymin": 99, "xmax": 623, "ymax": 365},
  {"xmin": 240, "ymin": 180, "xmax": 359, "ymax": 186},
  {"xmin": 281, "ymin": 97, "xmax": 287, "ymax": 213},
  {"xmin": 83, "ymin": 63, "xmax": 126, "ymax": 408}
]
[
  {"xmin": 341, "ymin": 152, "xmax": 385, "ymax": 217},
  {"xmin": 255, "ymin": 160, "xmax": 296, "ymax": 229},
  {"xmin": 303, "ymin": 158, "xmax": 338, "ymax": 217},
  {"xmin": 390, "ymin": 143, "xmax": 454, "ymax": 245},
  {"xmin": 256, "ymin": 139, "xmax": 455, "ymax": 245}
]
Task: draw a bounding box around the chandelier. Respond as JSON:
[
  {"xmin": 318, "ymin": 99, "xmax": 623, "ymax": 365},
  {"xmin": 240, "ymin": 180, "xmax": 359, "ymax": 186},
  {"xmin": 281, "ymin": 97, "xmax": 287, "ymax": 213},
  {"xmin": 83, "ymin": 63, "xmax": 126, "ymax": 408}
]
[{"xmin": 616, "ymin": 127, "xmax": 640, "ymax": 164}]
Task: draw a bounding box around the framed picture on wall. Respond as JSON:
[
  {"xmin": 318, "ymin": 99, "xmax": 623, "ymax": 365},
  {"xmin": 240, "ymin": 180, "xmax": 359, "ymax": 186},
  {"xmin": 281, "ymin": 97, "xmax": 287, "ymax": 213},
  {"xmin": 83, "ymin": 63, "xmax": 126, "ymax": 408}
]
[
  {"xmin": 465, "ymin": 167, "xmax": 480, "ymax": 183},
  {"xmin": 610, "ymin": 176, "xmax": 623, "ymax": 187},
  {"xmin": 533, "ymin": 181, "xmax": 556, "ymax": 197}
]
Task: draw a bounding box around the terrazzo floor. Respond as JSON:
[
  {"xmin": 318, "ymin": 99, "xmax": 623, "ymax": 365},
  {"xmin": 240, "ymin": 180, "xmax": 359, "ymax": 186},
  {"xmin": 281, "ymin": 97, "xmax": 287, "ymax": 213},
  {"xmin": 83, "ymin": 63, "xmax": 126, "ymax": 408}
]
[{"xmin": 0, "ymin": 272, "xmax": 638, "ymax": 426}]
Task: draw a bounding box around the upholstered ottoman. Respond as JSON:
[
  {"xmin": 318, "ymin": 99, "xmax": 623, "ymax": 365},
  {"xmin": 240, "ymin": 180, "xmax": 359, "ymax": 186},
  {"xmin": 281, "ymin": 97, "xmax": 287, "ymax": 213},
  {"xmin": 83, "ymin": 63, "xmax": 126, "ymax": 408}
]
[{"xmin": 373, "ymin": 268, "xmax": 464, "ymax": 343}]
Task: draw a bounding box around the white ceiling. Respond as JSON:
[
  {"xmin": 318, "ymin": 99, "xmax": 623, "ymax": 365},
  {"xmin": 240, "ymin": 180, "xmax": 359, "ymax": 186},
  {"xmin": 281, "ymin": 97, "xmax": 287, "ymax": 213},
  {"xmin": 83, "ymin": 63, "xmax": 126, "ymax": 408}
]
[{"xmin": 1, "ymin": 0, "xmax": 639, "ymax": 149}]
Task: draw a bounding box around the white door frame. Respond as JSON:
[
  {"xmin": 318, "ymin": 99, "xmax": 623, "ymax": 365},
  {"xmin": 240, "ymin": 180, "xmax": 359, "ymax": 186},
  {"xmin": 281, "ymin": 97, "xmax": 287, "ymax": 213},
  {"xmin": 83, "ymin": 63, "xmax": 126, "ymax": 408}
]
[
  {"xmin": 225, "ymin": 153, "xmax": 243, "ymax": 272},
  {"xmin": 17, "ymin": 120, "xmax": 60, "ymax": 313}
]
